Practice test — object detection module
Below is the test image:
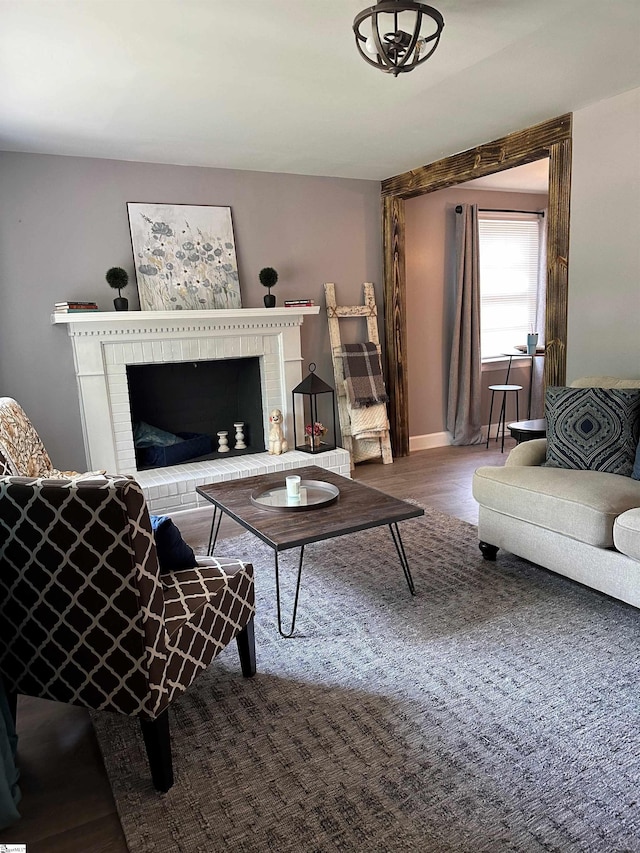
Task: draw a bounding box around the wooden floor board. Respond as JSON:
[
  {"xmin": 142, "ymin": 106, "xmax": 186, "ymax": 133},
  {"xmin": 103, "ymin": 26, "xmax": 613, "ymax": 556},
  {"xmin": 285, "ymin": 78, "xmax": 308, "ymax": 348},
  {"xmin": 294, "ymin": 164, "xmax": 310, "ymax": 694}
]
[{"xmin": 0, "ymin": 442, "xmax": 510, "ymax": 851}]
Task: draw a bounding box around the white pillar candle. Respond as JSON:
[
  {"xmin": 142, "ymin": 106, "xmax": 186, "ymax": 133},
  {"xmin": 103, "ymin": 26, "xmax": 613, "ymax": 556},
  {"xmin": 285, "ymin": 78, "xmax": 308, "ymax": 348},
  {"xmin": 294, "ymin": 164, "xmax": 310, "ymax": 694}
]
[{"xmin": 286, "ymin": 475, "xmax": 301, "ymax": 498}]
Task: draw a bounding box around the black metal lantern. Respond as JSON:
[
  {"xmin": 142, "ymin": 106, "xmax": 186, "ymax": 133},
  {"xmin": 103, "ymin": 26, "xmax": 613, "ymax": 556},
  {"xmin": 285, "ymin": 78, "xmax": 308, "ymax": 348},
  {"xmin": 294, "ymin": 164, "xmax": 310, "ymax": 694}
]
[{"xmin": 292, "ymin": 363, "xmax": 337, "ymax": 454}]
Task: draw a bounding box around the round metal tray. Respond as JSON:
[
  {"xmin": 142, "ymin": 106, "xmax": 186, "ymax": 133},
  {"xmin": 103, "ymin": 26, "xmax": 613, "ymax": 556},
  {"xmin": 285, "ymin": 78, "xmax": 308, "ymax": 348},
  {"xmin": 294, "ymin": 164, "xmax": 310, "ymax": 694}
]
[{"xmin": 250, "ymin": 479, "xmax": 340, "ymax": 512}]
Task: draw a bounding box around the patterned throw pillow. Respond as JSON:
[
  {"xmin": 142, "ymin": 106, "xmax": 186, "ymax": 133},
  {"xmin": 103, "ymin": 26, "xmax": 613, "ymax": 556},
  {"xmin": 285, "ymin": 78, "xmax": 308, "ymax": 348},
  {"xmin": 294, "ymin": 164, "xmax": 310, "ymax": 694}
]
[{"xmin": 545, "ymin": 387, "xmax": 640, "ymax": 476}]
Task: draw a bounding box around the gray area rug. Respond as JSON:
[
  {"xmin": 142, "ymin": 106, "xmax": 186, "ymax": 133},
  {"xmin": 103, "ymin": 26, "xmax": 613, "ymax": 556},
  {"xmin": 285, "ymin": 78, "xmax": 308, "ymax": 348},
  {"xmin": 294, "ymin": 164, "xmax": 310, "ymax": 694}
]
[{"xmin": 93, "ymin": 507, "xmax": 640, "ymax": 852}]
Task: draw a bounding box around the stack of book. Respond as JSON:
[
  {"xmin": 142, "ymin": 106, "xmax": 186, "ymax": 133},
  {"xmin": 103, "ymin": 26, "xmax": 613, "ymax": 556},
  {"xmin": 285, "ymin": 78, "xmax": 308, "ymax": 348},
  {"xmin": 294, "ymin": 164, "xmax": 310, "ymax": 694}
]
[
  {"xmin": 284, "ymin": 299, "xmax": 315, "ymax": 307},
  {"xmin": 54, "ymin": 301, "xmax": 99, "ymax": 313}
]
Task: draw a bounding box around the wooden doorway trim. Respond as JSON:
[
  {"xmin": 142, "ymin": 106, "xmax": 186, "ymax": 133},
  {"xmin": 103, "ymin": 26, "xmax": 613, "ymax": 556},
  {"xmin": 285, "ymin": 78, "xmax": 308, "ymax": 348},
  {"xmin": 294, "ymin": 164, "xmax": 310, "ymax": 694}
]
[{"xmin": 381, "ymin": 114, "xmax": 572, "ymax": 457}]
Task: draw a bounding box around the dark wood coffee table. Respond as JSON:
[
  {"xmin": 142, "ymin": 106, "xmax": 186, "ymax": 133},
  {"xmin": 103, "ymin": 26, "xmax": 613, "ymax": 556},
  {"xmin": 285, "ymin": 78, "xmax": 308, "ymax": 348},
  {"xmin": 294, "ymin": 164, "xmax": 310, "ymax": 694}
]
[{"xmin": 197, "ymin": 466, "xmax": 424, "ymax": 637}]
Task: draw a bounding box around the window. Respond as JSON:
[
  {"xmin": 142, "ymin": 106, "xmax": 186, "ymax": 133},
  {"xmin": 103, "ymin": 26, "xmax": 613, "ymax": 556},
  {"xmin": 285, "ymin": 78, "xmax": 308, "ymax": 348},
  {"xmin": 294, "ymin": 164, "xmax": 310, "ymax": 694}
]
[{"xmin": 478, "ymin": 212, "xmax": 542, "ymax": 360}]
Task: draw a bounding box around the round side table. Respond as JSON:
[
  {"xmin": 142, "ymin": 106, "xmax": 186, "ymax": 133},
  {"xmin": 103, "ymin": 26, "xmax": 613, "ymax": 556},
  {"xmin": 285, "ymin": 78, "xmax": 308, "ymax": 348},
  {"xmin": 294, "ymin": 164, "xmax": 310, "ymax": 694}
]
[{"xmin": 508, "ymin": 418, "xmax": 547, "ymax": 444}]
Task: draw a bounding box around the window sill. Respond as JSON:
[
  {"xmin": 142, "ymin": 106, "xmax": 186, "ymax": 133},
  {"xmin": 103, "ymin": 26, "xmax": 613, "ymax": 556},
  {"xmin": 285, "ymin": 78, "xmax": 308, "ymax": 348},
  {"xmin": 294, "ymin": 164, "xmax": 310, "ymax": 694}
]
[{"xmin": 481, "ymin": 356, "xmax": 530, "ymax": 373}]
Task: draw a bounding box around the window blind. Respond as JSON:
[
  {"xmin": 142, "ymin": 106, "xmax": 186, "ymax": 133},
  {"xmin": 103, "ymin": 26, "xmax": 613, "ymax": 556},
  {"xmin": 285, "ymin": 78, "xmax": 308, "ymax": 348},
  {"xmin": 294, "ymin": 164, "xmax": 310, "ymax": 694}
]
[{"xmin": 478, "ymin": 213, "xmax": 541, "ymax": 359}]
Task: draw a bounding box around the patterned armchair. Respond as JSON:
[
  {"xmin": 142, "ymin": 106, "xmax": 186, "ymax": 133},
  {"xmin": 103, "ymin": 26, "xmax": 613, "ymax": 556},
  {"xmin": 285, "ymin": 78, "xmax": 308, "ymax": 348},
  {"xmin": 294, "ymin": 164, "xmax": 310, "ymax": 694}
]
[
  {"xmin": 0, "ymin": 396, "xmax": 80, "ymax": 478},
  {"xmin": 0, "ymin": 474, "xmax": 256, "ymax": 792}
]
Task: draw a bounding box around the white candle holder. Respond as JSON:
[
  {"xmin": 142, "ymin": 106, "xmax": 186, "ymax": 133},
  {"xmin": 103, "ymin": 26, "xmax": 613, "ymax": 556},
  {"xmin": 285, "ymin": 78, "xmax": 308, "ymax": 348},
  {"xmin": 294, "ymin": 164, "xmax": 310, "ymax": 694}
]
[
  {"xmin": 234, "ymin": 422, "xmax": 246, "ymax": 449},
  {"xmin": 217, "ymin": 431, "xmax": 230, "ymax": 453}
]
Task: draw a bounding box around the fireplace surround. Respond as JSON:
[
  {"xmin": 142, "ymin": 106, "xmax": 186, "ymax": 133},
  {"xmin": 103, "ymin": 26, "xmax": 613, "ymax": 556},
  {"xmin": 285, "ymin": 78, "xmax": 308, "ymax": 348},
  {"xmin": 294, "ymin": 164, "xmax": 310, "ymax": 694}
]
[{"xmin": 53, "ymin": 307, "xmax": 350, "ymax": 513}]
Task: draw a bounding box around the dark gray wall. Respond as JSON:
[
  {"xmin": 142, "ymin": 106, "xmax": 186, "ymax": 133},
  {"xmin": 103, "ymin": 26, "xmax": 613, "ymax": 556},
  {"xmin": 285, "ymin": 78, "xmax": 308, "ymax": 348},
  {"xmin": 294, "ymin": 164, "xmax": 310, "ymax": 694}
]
[{"xmin": 0, "ymin": 152, "xmax": 381, "ymax": 470}]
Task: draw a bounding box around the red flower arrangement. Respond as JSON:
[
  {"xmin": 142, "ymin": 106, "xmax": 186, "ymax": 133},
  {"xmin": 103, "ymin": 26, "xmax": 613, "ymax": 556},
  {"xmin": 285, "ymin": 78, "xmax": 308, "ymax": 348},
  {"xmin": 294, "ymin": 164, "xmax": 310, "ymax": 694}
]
[{"xmin": 305, "ymin": 422, "xmax": 327, "ymax": 437}]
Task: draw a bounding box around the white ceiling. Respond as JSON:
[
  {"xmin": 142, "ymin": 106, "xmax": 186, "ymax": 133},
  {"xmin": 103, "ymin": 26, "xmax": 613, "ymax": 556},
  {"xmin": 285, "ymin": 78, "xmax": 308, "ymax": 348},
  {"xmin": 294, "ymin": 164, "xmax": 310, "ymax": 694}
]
[
  {"xmin": 1, "ymin": 0, "xmax": 639, "ymax": 181},
  {"xmin": 458, "ymin": 159, "xmax": 550, "ymax": 194}
]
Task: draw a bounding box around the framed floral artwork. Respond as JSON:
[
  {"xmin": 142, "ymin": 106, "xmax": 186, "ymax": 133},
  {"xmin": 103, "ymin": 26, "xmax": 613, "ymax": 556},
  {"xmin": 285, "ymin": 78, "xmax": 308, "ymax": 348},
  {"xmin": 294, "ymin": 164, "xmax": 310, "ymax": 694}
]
[{"xmin": 127, "ymin": 202, "xmax": 242, "ymax": 311}]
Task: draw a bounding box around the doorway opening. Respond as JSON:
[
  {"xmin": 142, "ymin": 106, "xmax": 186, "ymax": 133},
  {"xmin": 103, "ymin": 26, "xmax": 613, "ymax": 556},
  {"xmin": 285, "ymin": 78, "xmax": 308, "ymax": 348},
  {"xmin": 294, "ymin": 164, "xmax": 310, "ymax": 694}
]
[{"xmin": 381, "ymin": 114, "xmax": 571, "ymax": 456}]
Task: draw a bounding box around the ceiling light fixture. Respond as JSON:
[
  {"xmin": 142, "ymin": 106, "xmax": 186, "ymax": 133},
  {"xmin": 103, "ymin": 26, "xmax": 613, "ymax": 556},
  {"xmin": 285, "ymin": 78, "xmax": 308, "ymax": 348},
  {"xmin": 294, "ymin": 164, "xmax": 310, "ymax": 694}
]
[{"xmin": 353, "ymin": 0, "xmax": 444, "ymax": 77}]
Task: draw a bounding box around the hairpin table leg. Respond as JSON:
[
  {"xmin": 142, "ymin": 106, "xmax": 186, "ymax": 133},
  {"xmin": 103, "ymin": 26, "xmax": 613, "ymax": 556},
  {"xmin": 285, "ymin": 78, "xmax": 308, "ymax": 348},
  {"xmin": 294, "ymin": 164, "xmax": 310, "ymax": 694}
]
[
  {"xmin": 207, "ymin": 505, "xmax": 224, "ymax": 556},
  {"xmin": 274, "ymin": 546, "xmax": 305, "ymax": 638},
  {"xmin": 389, "ymin": 522, "xmax": 416, "ymax": 596}
]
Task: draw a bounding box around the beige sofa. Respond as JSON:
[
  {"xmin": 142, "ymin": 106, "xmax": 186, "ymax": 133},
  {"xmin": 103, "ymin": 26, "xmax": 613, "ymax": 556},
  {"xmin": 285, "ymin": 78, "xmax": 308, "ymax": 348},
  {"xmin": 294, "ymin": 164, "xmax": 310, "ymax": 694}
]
[{"xmin": 472, "ymin": 378, "xmax": 640, "ymax": 609}]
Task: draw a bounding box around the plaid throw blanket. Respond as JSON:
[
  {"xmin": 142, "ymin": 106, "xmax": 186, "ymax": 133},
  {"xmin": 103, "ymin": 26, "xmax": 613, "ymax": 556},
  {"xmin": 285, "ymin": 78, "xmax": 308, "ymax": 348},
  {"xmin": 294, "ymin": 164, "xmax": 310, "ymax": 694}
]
[{"xmin": 341, "ymin": 343, "xmax": 389, "ymax": 408}]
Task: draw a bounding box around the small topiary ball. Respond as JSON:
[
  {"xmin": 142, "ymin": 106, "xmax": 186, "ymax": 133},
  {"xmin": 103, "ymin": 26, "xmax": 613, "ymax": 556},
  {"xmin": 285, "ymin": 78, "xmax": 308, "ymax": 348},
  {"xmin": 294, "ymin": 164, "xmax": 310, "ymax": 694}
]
[
  {"xmin": 259, "ymin": 267, "xmax": 278, "ymax": 290},
  {"xmin": 106, "ymin": 267, "xmax": 129, "ymax": 294}
]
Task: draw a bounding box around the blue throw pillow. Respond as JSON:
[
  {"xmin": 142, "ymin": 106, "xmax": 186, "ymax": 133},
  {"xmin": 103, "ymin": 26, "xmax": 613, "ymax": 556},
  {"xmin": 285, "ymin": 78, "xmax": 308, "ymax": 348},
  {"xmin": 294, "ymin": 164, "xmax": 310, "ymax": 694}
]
[
  {"xmin": 545, "ymin": 386, "xmax": 640, "ymax": 476},
  {"xmin": 150, "ymin": 514, "xmax": 196, "ymax": 573},
  {"xmin": 134, "ymin": 421, "xmax": 184, "ymax": 448}
]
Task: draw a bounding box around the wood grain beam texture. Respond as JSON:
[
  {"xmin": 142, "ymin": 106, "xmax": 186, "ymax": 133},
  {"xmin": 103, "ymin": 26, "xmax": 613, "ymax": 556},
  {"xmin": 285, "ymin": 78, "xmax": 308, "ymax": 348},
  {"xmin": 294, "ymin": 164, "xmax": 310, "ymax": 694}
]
[
  {"xmin": 545, "ymin": 137, "xmax": 572, "ymax": 388},
  {"xmin": 383, "ymin": 196, "xmax": 407, "ymax": 457}
]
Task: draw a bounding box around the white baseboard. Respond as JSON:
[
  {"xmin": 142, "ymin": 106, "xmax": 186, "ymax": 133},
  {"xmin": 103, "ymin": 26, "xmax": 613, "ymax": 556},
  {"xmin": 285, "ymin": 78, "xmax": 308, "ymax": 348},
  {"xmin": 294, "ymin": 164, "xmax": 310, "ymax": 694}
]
[
  {"xmin": 410, "ymin": 426, "xmax": 511, "ymax": 451},
  {"xmin": 409, "ymin": 431, "xmax": 452, "ymax": 452}
]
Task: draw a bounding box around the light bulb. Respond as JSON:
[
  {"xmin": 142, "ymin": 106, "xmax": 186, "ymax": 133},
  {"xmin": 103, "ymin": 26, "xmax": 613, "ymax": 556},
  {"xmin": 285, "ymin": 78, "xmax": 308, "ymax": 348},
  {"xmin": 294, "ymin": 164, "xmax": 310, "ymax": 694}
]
[{"xmin": 364, "ymin": 35, "xmax": 379, "ymax": 56}]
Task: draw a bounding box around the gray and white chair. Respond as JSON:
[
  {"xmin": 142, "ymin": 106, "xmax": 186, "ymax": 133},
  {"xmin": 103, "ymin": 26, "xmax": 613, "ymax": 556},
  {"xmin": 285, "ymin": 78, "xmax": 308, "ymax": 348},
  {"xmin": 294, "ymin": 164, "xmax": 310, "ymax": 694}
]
[{"xmin": 0, "ymin": 473, "xmax": 256, "ymax": 792}]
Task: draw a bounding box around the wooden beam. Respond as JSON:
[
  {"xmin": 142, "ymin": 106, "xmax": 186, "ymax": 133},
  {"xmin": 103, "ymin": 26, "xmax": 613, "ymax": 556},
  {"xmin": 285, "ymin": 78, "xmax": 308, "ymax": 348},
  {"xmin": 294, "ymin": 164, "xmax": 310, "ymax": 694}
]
[
  {"xmin": 545, "ymin": 137, "xmax": 572, "ymax": 388},
  {"xmin": 383, "ymin": 195, "xmax": 408, "ymax": 457},
  {"xmin": 381, "ymin": 114, "xmax": 572, "ymax": 199}
]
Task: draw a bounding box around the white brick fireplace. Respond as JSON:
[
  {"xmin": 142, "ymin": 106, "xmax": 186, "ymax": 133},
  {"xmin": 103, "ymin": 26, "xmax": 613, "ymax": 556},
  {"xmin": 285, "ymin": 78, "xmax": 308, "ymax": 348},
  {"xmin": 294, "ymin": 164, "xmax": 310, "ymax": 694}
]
[{"xmin": 53, "ymin": 307, "xmax": 350, "ymax": 514}]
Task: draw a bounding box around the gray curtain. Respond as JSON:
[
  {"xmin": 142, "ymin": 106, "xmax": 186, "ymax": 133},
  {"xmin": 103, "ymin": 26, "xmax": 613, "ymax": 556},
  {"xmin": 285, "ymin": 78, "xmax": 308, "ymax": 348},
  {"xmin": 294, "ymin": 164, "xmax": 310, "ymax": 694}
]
[
  {"xmin": 530, "ymin": 209, "xmax": 548, "ymax": 418},
  {"xmin": 447, "ymin": 203, "xmax": 483, "ymax": 445}
]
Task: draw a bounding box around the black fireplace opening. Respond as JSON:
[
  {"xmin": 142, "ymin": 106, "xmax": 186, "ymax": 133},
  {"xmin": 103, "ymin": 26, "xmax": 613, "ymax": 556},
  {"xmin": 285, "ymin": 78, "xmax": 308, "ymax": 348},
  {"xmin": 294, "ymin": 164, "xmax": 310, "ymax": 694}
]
[{"xmin": 126, "ymin": 357, "xmax": 265, "ymax": 469}]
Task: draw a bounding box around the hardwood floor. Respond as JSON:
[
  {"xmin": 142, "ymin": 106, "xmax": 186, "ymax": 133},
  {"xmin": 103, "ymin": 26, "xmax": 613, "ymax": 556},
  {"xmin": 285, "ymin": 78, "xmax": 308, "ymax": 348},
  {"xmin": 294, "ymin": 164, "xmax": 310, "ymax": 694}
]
[{"xmin": 0, "ymin": 441, "xmax": 511, "ymax": 852}]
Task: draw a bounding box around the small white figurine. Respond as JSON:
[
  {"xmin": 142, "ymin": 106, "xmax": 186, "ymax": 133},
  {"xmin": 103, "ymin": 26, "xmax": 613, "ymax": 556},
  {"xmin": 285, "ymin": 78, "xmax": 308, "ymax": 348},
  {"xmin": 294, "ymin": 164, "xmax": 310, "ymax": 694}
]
[{"xmin": 268, "ymin": 408, "xmax": 288, "ymax": 455}]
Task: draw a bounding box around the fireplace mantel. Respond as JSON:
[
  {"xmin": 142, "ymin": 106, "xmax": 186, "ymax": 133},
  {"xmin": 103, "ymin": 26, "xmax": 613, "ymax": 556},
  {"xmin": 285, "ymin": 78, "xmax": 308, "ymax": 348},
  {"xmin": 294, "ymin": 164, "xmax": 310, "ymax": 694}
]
[
  {"xmin": 53, "ymin": 305, "xmax": 350, "ymax": 514},
  {"xmin": 51, "ymin": 305, "xmax": 320, "ymax": 332}
]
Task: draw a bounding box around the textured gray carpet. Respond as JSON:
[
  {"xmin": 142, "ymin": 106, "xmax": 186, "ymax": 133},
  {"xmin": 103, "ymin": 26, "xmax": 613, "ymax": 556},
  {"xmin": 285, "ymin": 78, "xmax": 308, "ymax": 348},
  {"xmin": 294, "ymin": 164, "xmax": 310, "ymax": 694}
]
[{"xmin": 93, "ymin": 507, "xmax": 640, "ymax": 852}]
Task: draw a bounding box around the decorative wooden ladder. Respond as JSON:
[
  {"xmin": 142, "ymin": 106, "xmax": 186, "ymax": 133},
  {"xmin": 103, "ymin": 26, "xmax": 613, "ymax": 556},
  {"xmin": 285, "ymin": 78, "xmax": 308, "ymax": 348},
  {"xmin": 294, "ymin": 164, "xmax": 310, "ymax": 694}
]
[{"xmin": 324, "ymin": 282, "xmax": 393, "ymax": 471}]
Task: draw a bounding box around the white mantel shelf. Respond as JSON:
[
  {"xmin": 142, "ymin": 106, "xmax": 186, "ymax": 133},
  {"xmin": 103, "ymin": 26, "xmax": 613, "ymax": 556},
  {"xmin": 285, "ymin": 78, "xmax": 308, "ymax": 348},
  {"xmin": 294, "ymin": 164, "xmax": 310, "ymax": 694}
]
[{"xmin": 51, "ymin": 306, "xmax": 320, "ymax": 327}]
